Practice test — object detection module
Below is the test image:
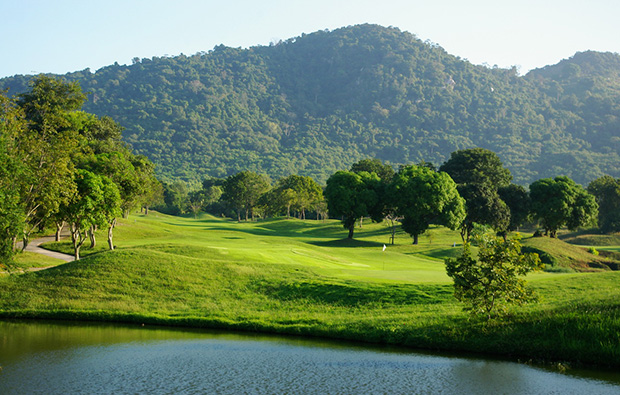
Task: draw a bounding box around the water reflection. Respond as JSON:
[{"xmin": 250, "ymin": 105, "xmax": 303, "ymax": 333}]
[{"xmin": 1, "ymin": 320, "xmax": 619, "ymax": 394}]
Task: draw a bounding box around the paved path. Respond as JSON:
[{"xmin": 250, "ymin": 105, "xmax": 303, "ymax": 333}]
[{"xmin": 20, "ymin": 235, "xmax": 75, "ymax": 263}]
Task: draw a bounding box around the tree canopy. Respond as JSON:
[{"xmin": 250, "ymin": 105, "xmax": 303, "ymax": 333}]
[
  {"xmin": 530, "ymin": 176, "xmax": 598, "ymax": 237},
  {"xmin": 0, "ymin": 77, "xmax": 159, "ymax": 262},
  {"xmin": 445, "ymin": 235, "xmax": 543, "ymax": 319},
  {"xmin": 222, "ymin": 171, "xmax": 271, "ymax": 221},
  {"xmin": 324, "ymin": 171, "xmax": 379, "ymax": 239},
  {"xmin": 440, "ymin": 148, "xmax": 512, "ymax": 241},
  {"xmin": 588, "ymin": 176, "xmax": 620, "ymax": 233},
  {"xmin": 390, "ymin": 165, "xmax": 465, "ymax": 244}
]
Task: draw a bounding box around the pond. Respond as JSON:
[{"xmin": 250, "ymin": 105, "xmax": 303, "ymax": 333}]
[{"xmin": 1, "ymin": 320, "xmax": 619, "ymax": 394}]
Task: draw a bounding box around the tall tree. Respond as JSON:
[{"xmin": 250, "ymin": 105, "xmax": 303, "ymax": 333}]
[
  {"xmin": 390, "ymin": 165, "xmax": 465, "ymax": 244},
  {"xmin": 222, "ymin": 171, "xmax": 271, "ymax": 221},
  {"xmin": 457, "ymin": 184, "xmax": 510, "ymax": 241},
  {"xmin": 440, "ymin": 148, "xmax": 513, "ymax": 241},
  {"xmin": 59, "ymin": 169, "xmax": 120, "ymax": 260},
  {"xmin": 162, "ymin": 181, "xmax": 189, "ymax": 216},
  {"xmin": 100, "ymin": 175, "xmax": 122, "ymax": 250},
  {"xmin": 530, "ymin": 176, "xmax": 598, "ymax": 237},
  {"xmin": 272, "ymin": 175, "xmax": 323, "ymax": 219},
  {"xmin": 324, "ymin": 171, "xmax": 379, "ymax": 239},
  {"xmin": 14, "ymin": 75, "xmax": 86, "ymax": 248},
  {"xmin": 588, "ymin": 176, "xmax": 620, "ymax": 233},
  {"xmin": 0, "ymin": 92, "xmax": 26, "ymax": 267},
  {"xmin": 497, "ymin": 184, "xmax": 531, "ymax": 234}
]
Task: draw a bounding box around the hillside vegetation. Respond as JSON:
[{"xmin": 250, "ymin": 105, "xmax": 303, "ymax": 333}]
[
  {"xmin": 1, "ymin": 213, "xmax": 619, "ymax": 367},
  {"xmin": 1, "ymin": 25, "xmax": 619, "ymax": 184}
]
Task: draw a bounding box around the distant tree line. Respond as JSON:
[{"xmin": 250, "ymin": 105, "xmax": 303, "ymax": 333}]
[
  {"xmin": 0, "ymin": 76, "xmax": 160, "ymax": 265},
  {"xmin": 158, "ymin": 148, "xmax": 617, "ymax": 243}
]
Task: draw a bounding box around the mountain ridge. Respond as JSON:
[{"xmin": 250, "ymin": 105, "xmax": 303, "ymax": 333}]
[{"xmin": 1, "ymin": 24, "xmax": 619, "ymax": 185}]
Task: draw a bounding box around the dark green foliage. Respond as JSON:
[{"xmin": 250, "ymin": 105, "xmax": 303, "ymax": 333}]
[
  {"xmin": 266, "ymin": 175, "xmax": 324, "ymax": 219},
  {"xmin": 350, "ymin": 158, "xmax": 395, "ymax": 182},
  {"xmin": 445, "ymin": 236, "xmax": 543, "ymax": 318},
  {"xmin": 2, "ymin": 25, "xmax": 619, "ymax": 185},
  {"xmin": 588, "ymin": 175, "xmax": 620, "ymax": 233},
  {"xmin": 324, "ymin": 171, "xmax": 379, "ymax": 239},
  {"xmin": 530, "ymin": 176, "xmax": 599, "ymax": 237},
  {"xmin": 390, "ymin": 165, "xmax": 465, "ymax": 244},
  {"xmin": 440, "ymin": 148, "xmax": 513, "ymax": 240},
  {"xmin": 0, "ymin": 116, "xmax": 25, "ymax": 266},
  {"xmin": 439, "ymin": 148, "xmax": 512, "ymax": 188},
  {"xmin": 60, "ymin": 169, "xmax": 121, "ymax": 259},
  {"xmin": 498, "ymin": 184, "xmax": 531, "ymax": 232},
  {"xmin": 458, "ymin": 184, "xmax": 510, "ymax": 240},
  {"xmin": 0, "ymin": 77, "xmax": 157, "ymax": 259},
  {"xmin": 222, "ymin": 171, "xmax": 271, "ymax": 221},
  {"xmin": 159, "ymin": 181, "xmax": 189, "ymax": 216}
]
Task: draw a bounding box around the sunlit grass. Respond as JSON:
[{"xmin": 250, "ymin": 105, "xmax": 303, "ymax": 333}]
[{"xmin": 2, "ymin": 212, "xmax": 619, "ymax": 368}]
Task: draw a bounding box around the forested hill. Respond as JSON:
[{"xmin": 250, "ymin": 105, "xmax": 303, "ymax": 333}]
[{"xmin": 2, "ymin": 24, "xmax": 619, "ymax": 185}]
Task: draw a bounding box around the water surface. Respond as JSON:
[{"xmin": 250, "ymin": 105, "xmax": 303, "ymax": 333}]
[{"xmin": 1, "ymin": 320, "xmax": 618, "ymax": 394}]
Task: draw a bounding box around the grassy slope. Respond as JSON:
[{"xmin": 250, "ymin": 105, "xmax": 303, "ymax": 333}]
[
  {"xmin": 522, "ymin": 236, "xmax": 620, "ymax": 271},
  {"xmin": 1, "ymin": 213, "xmax": 619, "ymax": 368}
]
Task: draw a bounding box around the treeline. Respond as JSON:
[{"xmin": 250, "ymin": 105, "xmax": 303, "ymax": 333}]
[
  {"xmin": 161, "ymin": 150, "xmax": 619, "ymax": 243},
  {"xmin": 0, "ymin": 76, "xmax": 160, "ymax": 265},
  {"xmin": 1, "ymin": 25, "xmax": 619, "ymax": 185}
]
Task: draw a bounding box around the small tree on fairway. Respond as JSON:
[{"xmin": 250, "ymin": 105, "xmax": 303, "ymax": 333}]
[{"xmin": 445, "ymin": 235, "xmax": 542, "ymax": 319}]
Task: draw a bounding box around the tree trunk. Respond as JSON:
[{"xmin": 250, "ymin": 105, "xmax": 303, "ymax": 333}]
[
  {"xmin": 359, "ymin": 217, "xmax": 363, "ymax": 228},
  {"xmin": 348, "ymin": 223, "xmax": 355, "ymax": 239},
  {"xmin": 21, "ymin": 233, "xmax": 29, "ymax": 251},
  {"xmin": 55, "ymin": 222, "xmax": 64, "ymax": 242},
  {"xmin": 144, "ymin": 205, "xmax": 149, "ymax": 215},
  {"xmin": 413, "ymin": 233, "xmax": 419, "ymax": 245},
  {"xmin": 108, "ymin": 218, "xmax": 116, "ymax": 250},
  {"xmin": 70, "ymin": 224, "xmax": 85, "ymax": 260},
  {"xmin": 391, "ymin": 225, "xmax": 396, "ymax": 245},
  {"xmin": 88, "ymin": 225, "xmax": 97, "ymax": 249}
]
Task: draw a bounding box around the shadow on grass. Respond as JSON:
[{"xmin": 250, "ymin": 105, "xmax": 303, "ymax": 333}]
[
  {"xmin": 413, "ymin": 247, "xmax": 464, "ymax": 261},
  {"xmin": 258, "ymin": 279, "xmax": 454, "ymax": 307},
  {"xmin": 308, "ymin": 239, "xmax": 386, "ymax": 248}
]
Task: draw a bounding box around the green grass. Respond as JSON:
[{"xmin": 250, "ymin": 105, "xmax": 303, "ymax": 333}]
[
  {"xmin": 1, "ymin": 212, "xmax": 619, "ymax": 368},
  {"xmin": 560, "ymin": 230, "xmax": 620, "ymax": 246},
  {"xmin": 522, "ymin": 235, "xmax": 619, "ymax": 271},
  {"xmin": 2, "ymin": 251, "xmax": 66, "ymax": 275}
]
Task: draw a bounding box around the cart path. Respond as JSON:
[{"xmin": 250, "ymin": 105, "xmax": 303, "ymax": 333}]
[{"xmin": 20, "ymin": 235, "xmax": 75, "ymax": 264}]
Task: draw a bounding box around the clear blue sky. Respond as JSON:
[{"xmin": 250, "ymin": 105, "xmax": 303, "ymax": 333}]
[{"xmin": 1, "ymin": 0, "xmax": 618, "ymax": 78}]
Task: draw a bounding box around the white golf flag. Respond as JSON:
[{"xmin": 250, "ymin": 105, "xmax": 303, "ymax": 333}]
[{"xmin": 382, "ymin": 244, "xmax": 386, "ymax": 252}]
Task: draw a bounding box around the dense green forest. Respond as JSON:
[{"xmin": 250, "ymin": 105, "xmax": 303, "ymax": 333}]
[{"xmin": 1, "ymin": 24, "xmax": 619, "ymax": 184}]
